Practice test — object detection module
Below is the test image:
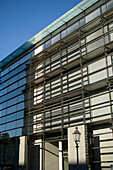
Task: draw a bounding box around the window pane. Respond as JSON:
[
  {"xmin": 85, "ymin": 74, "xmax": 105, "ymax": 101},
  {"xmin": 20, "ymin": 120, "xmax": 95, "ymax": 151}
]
[
  {"xmin": 67, "ymin": 22, "xmax": 79, "ymax": 35},
  {"xmin": 10, "ymin": 61, "xmax": 19, "ymax": 71},
  {"xmin": 61, "ymin": 29, "xmax": 66, "ymax": 39},
  {"xmin": 6, "ymin": 121, "xmax": 16, "ymax": 130},
  {"xmin": 45, "ymin": 39, "xmax": 51, "ymax": 48},
  {"xmin": 86, "ymin": 8, "xmax": 100, "ymax": 23},
  {"xmin": 8, "ymin": 129, "xmax": 16, "ymax": 138},
  {"xmin": 51, "ymin": 34, "xmax": 60, "ymax": 44},
  {"xmin": 79, "ymin": 18, "xmax": 85, "ymax": 27},
  {"xmin": 101, "ymin": 4, "xmax": 107, "ymax": 13},
  {"xmin": 34, "ymin": 44, "xmax": 44, "ymax": 55},
  {"xmin": 16, "ymin": 119, "xmax": 23, "ymax": 128},
  {"xmin": 107, "ymin": 0, "xmax": 113, "ymax": 10},
  {"xmin": 16, "ymin": 128, "xmax": 22, "ymax": 136},
  {"xmin": 1, "ymin": 124, "xmax": 5, "ymax": 131}
]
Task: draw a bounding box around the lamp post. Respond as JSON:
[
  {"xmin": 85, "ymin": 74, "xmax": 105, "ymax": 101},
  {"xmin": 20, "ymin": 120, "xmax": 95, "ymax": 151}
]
[{"xmin": 73, "ymin": 127, "xmax": 81, "ymax": 169}]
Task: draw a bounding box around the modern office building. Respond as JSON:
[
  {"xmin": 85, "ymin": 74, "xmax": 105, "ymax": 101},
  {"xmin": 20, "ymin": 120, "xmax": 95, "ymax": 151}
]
[{"xmin": 0, "ymin": 0, "xmax": 113, "ymax": 169}]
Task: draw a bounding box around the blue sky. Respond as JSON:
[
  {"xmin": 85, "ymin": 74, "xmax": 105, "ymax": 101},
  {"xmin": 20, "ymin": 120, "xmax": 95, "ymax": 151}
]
[{"xmin": 0, "ymin": 0, "xmax": 82, "ymax": 61}]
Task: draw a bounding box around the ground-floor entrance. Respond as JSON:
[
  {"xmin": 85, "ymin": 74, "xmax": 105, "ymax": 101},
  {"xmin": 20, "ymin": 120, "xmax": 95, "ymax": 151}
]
[
  {"xmin": 29, "ymin": 138, "xmax": 68, "ymax": 170},
  {"xmin": 28, "ymin": 123, "xmax": 113, "ymax": 170}
]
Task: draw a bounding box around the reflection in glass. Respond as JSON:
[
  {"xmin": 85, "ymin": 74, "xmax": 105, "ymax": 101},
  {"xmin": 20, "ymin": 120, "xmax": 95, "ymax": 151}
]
[
  {"xmin": 61, "ymin": 29, "xmax": 66, "ymax": 39},
  {"xmin": 51, "ymin": 34, "xmax": 60, "ymax": 44},
  {"xmin": 86, "ymin": 8, "xmax": 100, "ymax": 23},
  {"xmin": 16, "ymin": 128, "xmax": 22, "ymax": 136}
]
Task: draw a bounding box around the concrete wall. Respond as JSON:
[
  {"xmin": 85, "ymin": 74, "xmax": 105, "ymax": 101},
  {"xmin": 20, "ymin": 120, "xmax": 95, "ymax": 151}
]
[
  {"xmin": 45, "ymin": 142, "xmax": 59, "ymax": 170},
  {"xmin": 18, "ymin": 136, "xmax": 28, "ymax": 170}
]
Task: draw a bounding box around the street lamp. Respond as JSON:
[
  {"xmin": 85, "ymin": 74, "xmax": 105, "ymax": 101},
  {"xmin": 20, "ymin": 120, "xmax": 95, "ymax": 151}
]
[{"xmin": 73, "ymin": 127, "xmax": 81, "ymax": 169}]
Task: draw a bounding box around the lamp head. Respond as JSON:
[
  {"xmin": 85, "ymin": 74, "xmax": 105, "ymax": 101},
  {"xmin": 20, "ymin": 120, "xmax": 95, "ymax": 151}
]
[{"xmin": 73, "ymin": 127, "xmax": 81, "ymax": 143}]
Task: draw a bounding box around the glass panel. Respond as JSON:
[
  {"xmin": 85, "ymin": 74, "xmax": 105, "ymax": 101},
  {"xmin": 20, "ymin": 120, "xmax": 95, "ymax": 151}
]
[
  {"xmin": 18, "ymin": 71, "xmax": 26, "ymax": 79},
  {"xmin": 8, "ymin": 82, "xmax": 18, "ymax": 92},
  {"xmin": 8, "ymin": 75, "xmax": 18, "ymax": 85},
  {"xmin": 1, "ymin": 71, "xmax": 4, "ymax": 77},
  {"xmin": 51, "ymin": 34, "xmax": 60, "ymax": 44},
  {"xmin": 45, "ymin": 39, "xmax": 51, "ymax": 48},
  {"xmin": 7, "ymin": 97, "xmax": 18, "ymax": 107},
  {"xmin": 1, "ymin": 87, "xmax": 24, "ymax": 102},
  {"xmin": 18, "ymin": 78, "xmax": 26, "ymax": 86},
  {"xmin": 17, "ymin": 94, "xmax": 24, "ymax": 102},
  {"xmin": 79, "ymin": 18, "xmax": 85, "ymax": 27},
  {"xmin": 61, "ymin": 29, "xmax": 67, "ymax": 39},
  {"xmin": 67, "ymin": 22, "xmax": 79, "ymax": 35},
  {"xmin": 34, "ymin": 44, "xmax": 44, "ymax": 55},
  {"xmin": 0, "ymin": 81, "xmax": 8, "ymax": 90},
  {"xmin": 1, "ymin": 109, "xmax": 7, "ymax": 116},
  {"xmin": 19, "ymin": 54, "xmax": 31, "ymax": 64},
  {"xmin": 107, "ymin": 0, "xmax": 113, "ymax": 10},
  {"xmin": 17, "ymin": 103, "xmax": 24, "ymax": 110},
  {"xmin": 2, "ymin": 102, "xmax": 7, "ymax": 109},
  {"xmin": 5, "ymin": 113, "xmax": 17, "ymax": 123},
  {"xmin": 1, "ymin": 124, "xmax": 5, "ymax": 131},
  {"xmin": 8, "ymin": 129, "xmax": 16, "ymax": 138},
  {"xmin": 16, "ymin": 128, "xmax": 22, "ymax": 136},
  {"xmin": 0, "ymin": 116, "xmax": 5, "ymax": 124},
  {"xmin": 7, "ymin": 105, "xmax": 17, "ymax": 114},
  {"xmin": 1, "ymin": 67, "xmax": 10, "ymax": 77},
  {"xmin": 10, "ymin": 61, "xmax": 19, "ymax": 71},
  {"xmin": 1, "ymin": 74, "xmax": 8, "ymax": 82},
  {"xmin": 17, "ymin": 110, "xmax": 24, "ymax": 119},
  {"xmin": 16, "ymin": 119, "xmax": 23, "ymax": 127},
  {"xmin": 1, "ymin": 64, "xmax": 26, "ymax": 83},
  {"xmin": 6, "ymin": 121, "xmax": 16, "ymax": 130},
  {"xmin": 2, "ymin": 88, "xmax": 8, "ymax": 94},
  {"xmin": 101, "ymin": 4, "xmax": 107, "ymax": 13},
  {"xmin": 86, "ymin": 8, "xmax": 100, "ymax": 23}
]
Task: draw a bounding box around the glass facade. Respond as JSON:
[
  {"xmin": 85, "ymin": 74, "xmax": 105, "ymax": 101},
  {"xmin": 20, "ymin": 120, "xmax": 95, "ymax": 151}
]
[{"xmin": 0, "ymin": 53, "xmax": 32, "ymax": 138}]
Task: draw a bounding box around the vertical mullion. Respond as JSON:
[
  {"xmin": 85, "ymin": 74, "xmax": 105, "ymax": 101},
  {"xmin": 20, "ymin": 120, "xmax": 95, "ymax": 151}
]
[{"xmin": 79, "ymin": 29, "xmax": 86, "ymax": 125}]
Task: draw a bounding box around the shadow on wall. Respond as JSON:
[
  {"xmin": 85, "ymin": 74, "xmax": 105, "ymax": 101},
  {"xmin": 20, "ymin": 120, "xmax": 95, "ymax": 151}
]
[{"xmin": 69, "ymin": 163, "xmax": 88, "ymax": 170}]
